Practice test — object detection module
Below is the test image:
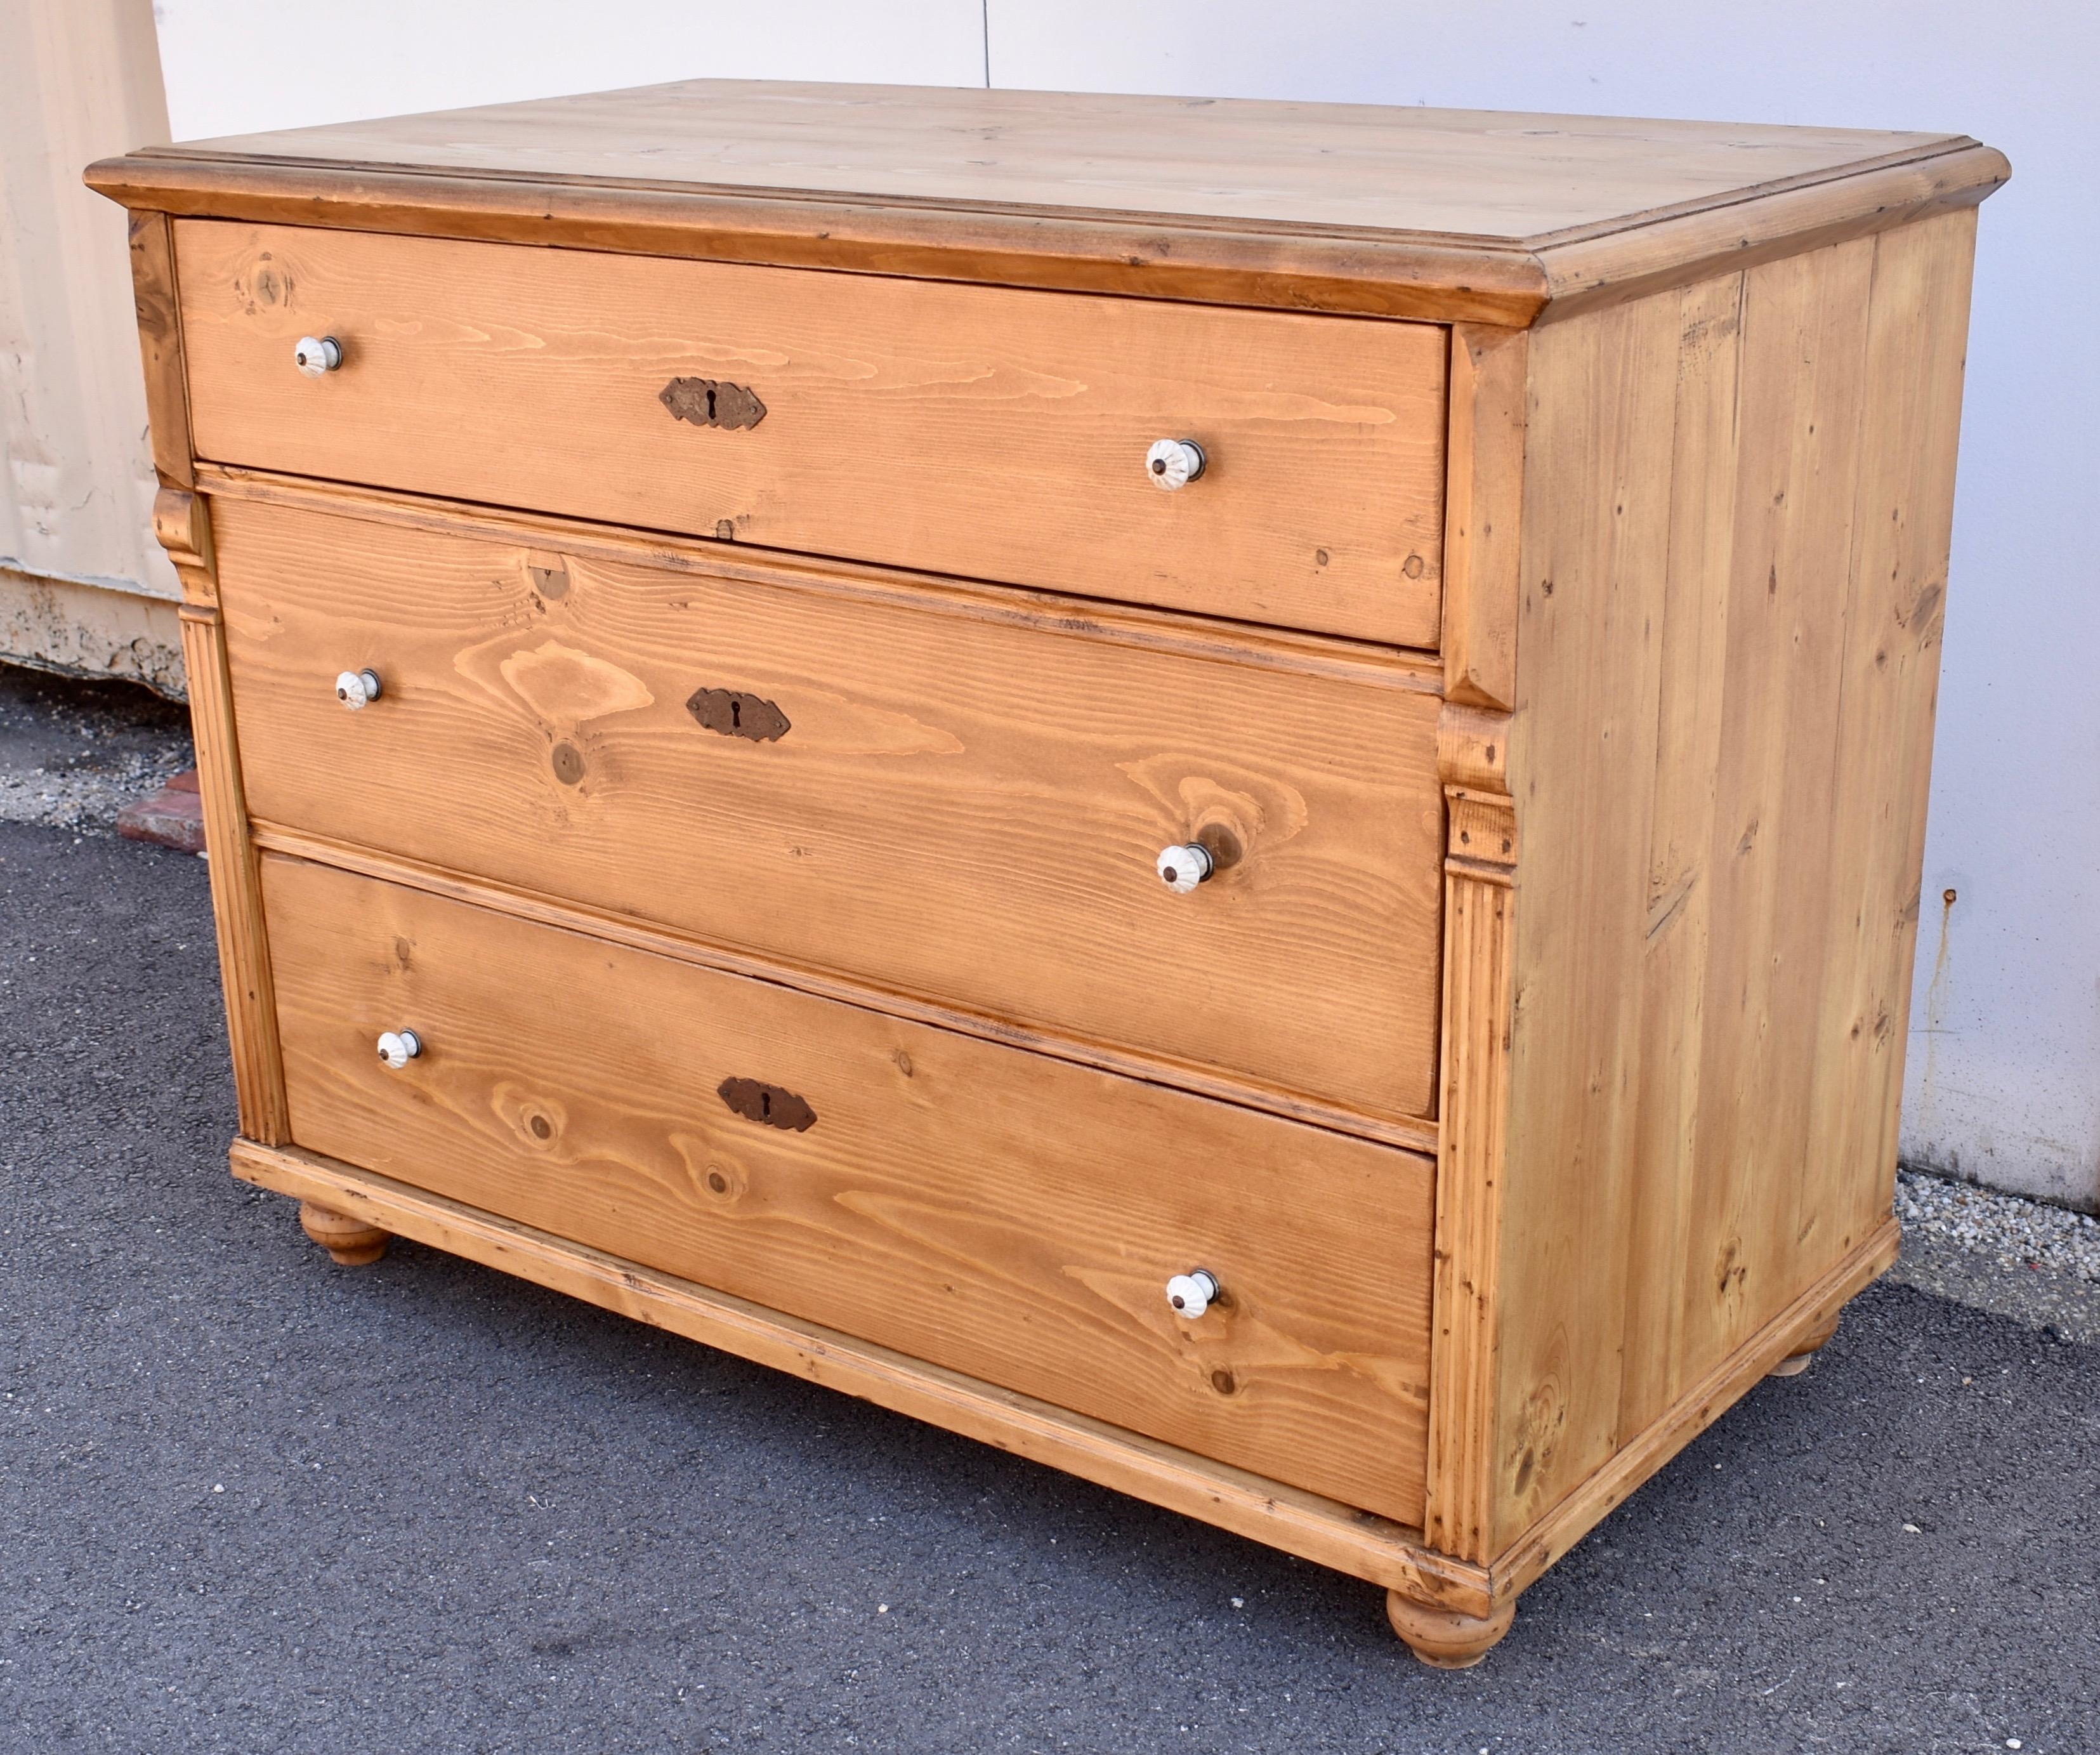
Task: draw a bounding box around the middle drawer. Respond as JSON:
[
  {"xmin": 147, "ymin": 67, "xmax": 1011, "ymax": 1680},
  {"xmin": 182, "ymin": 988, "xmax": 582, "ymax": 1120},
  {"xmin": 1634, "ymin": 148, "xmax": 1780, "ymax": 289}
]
[{"xmin": 213, "ymin": 489, "xmax": 1445, "ymax": 1125}]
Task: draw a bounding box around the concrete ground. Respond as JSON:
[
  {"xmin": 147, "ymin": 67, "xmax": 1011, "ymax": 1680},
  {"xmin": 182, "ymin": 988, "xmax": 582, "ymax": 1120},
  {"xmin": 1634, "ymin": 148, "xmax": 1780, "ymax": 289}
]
[{"xmin": 2, "ymin": 674, "xmax": 2096, "ymax": 1752}]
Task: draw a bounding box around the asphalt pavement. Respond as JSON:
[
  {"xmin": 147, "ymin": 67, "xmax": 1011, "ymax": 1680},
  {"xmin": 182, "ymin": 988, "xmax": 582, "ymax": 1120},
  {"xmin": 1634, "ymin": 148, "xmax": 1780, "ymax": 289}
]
[{"xmin": 2, "ymin": 816, "xmax": 2095, "ymax": 1755}]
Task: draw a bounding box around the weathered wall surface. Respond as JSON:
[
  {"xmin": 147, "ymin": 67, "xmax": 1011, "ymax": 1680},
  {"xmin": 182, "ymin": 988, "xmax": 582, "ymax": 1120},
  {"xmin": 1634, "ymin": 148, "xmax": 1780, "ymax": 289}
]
[{"xmin": 1, "ymin": 1, "xmax": 181, "ymax": 694}]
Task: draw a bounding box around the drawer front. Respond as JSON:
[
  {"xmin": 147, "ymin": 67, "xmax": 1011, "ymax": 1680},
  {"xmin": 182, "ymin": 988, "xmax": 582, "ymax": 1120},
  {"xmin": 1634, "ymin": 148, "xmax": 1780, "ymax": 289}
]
[
  {"xmin": 215, "ymin": 492, "xmax": 1444, "ymax": 1124},
  {"xmin": 263, "ymin": 855, "xmax": 1434, "ymax": 1522},
  {"xmin": 175, "ymin": 221, "xmax": 1448, "ymax": 647}
]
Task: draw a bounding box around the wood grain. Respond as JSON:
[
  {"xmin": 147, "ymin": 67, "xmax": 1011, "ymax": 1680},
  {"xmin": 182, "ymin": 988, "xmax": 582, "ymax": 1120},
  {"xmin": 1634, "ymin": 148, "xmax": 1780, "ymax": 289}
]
[
  {"xmin": 150, "ymin": 485, "xmax": 213, "ymax": 604},
  {"xmin": 1421, "ymin": 731, "xmax": 1518, "ymax": 1563},
  {"xmin": 87, "ymin": 86, "xmax": 2005, "ymax": 325},
  {"xmin": 174, "ymin": 592, "xmax": 289, "ymax": 1145},
  {"xmin": 298, "ymin": 1200, "xmax": 389, "ymax": 1266},
  {"xmin": 1495, "ymin": 288, "xmax": 1684, "ymax": 1545},
  {"xmin": 98, "ymin": 156, "xmax": 1551, "ymax": 328},
  {"xmin": 175, "ymin": 221, "xmax": 1447, "ymax": 645},
  {"xmin": 244, "ymin": 820, "xmax": 1437, "ymax": 1159},
  {"xmin": 134, "ymin": 82, "xmax": 1965, "ymax": 242},
  {"xmin": 1440, "ymin": 325, "xmax": 1527, "ymax": 710},
  {"xmin": 1799, "ymin": 211, "xmax": 1978, "ymax": 1272},
  {"xmin": 1614, "ymin": 270, "xmax": 1749, "ymax": 1433},
  {"xmin": 1487, "ymin": 1219, "xmax": 1898, "ymax": 1599},
  {"xmin": 211, "ymin": 491, "xmax": 1445, "ymax": 1123},
  {"xmin": 130, "ymin": 233, "xmax": 291, "ymax": 1144},
  {"xmin": 1667, "ymin": 237, "xmax": 1875, "ymax": 1391},
  {"xmin": 91, "ymin": 85, "xmax": 2005, "ymax": 1638},
  {"xmin": 125, "ymin": 210, "xmax": 192, "ymax": 490},
  {"xmin": 227, "ymin": 1134, "xmax": 1887, "ymax": 1622},
  {"xmin": 194, "ymin": 462, "xmax": 1447, "ymax": 698},
  {"xmin": 1481, "ymin": 213, "xmax": 1978, "ymax": 1559},
  {"xmin": 1535, "ymin": 141, "xmax": 2005, "ymax": 319},
  {"xmin": 231, "ymin": 1136, "xmax": 1488, "ymax": 1615},
  {"xmin": 1384, "ymin": 1591, "xmax": 1516, "ymax": 1668},
  {"xmin": 260, "ymin": 854, "xmax": 1438, "ymax": 1523}
]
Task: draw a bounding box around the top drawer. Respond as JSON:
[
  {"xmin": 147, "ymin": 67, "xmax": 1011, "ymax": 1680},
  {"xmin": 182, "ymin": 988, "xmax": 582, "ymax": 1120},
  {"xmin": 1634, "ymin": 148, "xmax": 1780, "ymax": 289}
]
[{"xmin": 173, "ymin": 222, "xmax": 1448, "ymax": 647}]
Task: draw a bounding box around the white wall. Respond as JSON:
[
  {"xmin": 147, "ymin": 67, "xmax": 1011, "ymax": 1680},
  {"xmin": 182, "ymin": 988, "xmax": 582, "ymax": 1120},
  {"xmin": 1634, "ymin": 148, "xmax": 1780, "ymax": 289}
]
[
  {"xmin": 154, "ymin": 1, "xmax": 2100, "ymax": 1209},
  {"xmin": 152, "ymin": 0, "xmax": 986, "ymax": 139}
]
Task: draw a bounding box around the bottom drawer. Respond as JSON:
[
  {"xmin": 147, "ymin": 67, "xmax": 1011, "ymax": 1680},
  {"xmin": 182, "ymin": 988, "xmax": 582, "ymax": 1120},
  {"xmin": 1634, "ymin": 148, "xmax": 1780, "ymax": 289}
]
[{"xmin": 261, "ymin": 855, "xmax": 1435, "ymax": 1523}]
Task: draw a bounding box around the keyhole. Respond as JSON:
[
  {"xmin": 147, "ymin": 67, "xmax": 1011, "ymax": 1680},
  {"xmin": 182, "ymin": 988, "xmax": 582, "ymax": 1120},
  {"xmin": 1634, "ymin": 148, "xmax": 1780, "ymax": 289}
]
[
  {"xmin": 730, "ymin": 699, "xmax": 740, "ymax": 730},
  {"xmin": 705, "ymin": 386, "xmax": 717, "ymax": 423},
  {"xmin": 759, "ymin": 1089, "xmax": 771, "ymax": 1121}
]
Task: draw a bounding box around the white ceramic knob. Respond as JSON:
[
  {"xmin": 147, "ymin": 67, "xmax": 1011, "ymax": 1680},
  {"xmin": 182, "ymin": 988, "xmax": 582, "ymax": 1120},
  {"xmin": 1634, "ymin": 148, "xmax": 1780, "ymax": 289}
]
[
  {"xmin": 1155, "ymin": 842, "xmax": 1215, "ymax": 895},
  {"xmin": 294, "ymin": 336, "xmax": 343, "ymax": 378},
  {"xmin": 334, "ymin": 667, "xmax": 382, "ymax": 711},
  {"xmin": 1166, "ymin": 1269, "xmax": 1220, "ymax": 1319},
  {"xmin": 376, "ymin": 1029, "xmax": 423, "ymax": 1070},
  {"xmin": 1145, "ymin": 437, "xmax": 1207, "ymax": 491}
]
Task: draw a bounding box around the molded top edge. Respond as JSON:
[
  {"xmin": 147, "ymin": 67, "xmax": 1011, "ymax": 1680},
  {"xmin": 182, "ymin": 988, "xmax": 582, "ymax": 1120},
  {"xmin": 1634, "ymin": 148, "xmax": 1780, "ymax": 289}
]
[{"xmin": 112, "ymin": 79, "xmax": 1979, "ymax": 245}]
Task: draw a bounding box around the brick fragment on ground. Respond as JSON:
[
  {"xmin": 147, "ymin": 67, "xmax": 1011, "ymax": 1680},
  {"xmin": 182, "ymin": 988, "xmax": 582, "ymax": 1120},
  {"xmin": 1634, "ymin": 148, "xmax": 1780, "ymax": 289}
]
[{"xmin": 115, "ymin": 767, "xmax": 206, "ymax": 853}]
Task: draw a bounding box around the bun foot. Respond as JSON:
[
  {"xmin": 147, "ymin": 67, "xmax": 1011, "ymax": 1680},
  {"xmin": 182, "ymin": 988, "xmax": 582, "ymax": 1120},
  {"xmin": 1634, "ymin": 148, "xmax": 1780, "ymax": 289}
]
[
  {"xmin": 1384, "ymin": 1589, "xmax": 1515, "ymax": 1668},
  {"xmin": 299, "ymin": 1200, "xmax": 391, "ymax": 1266},
  {"xmin": 1769, "ymin": 1309, "xmax": 1842, "ymax": 1378}
]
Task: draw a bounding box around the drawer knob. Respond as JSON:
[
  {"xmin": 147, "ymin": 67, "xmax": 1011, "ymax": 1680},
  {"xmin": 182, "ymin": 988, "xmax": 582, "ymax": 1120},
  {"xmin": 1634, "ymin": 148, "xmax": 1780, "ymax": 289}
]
[
  {"xmin": 375, "ymin": 1029, "xmax": 423, "ymax": 1070},
  {"xmin": 1166, "ymin": 1269, "xmax": 1221, "ymax": 1319},
  {"xmin": 1145, "ymin": 438, "xmax": 1207, "ymax": 491},
  {"xmin": 334, "ymin": 667, "xmax": 383, "ymax": 711},
  {"xmin": 1155, "ymin": 842, "xmax": 1215, "ymax": 895},
  {"xmin": 294, "ymin": 335, "xmax": 344, "ymax": 378}
]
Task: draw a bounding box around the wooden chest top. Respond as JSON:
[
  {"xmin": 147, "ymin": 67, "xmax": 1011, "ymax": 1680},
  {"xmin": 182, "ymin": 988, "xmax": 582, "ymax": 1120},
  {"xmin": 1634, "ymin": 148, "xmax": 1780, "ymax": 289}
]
[{"xmin": 88, "ymin": 81, "xmax": 2006, "ymax": 325}]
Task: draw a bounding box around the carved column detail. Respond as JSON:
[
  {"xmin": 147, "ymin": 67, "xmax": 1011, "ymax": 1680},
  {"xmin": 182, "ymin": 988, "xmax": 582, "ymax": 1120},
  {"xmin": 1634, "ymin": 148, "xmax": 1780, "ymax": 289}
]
[
  {"xmin": 160, "ymin": 489, "xmax": 290, "ymax": 1145},
  {"xmin": 1423, "ymin": 701, "xmax": 1519, "ymax": 1564},
  {"xmin": 152, "ymin": 485, "xmax": 214, "ymax": 601}
]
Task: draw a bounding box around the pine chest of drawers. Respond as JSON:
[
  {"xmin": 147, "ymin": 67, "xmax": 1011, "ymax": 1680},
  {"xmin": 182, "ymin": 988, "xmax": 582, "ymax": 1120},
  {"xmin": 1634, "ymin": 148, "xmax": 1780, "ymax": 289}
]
[{"xmin": 89, "ymin": 83, "xmax": 2005, "ymax": 1665}]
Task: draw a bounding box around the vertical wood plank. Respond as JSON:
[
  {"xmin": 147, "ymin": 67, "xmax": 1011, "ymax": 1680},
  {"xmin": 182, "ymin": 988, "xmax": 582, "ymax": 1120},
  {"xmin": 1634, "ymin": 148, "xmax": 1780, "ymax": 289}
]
[
  {"xmin": 1614, "ymin": 271, "xmax": 1747, "ymax": 1434},
  {"xmin": 126, "ymin": 210, "xmax": 194, "ymax": 490},
  {"xmin": 130, "ymin": 204, "xmax": 289, "ymax": 1145},
  {"xmin": 1441, "ymin": 324, "xmax": 1528, "ymax": 711},
  {"xmin": 1490, "ymin": 290, "xmax": 1681, "ymax": 1547},
  {"xmin": 161, "ymin": 491, "xmax": 288, "ymax": 1145},
  {"xmin": 1676, "ymin": 237, "xmax": 1875, "ymax": 1373},
  {"xmin": 1804, "ymin": 209, "xmax": 1979, "ymax": 1254}
]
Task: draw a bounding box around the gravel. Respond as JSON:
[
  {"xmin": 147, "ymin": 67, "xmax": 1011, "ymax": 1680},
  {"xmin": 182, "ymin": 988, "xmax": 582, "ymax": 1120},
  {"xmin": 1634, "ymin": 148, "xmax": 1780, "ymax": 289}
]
[
  {"xmin": 0, "ymin": 662, "xmax": 192, "ymax": 835},
  {"xmin": 1896, "ymin": 1167, "xmax": 2100, "ymax": 1281}
]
